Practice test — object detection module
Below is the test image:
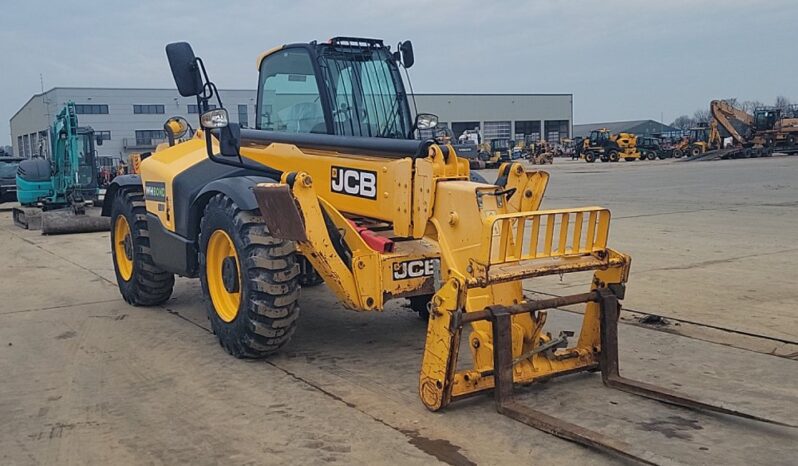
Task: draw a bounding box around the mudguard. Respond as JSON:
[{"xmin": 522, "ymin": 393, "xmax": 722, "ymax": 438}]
[{"xmin": 101, "ymin": 175, "xmax": 142, "ymax": 217}]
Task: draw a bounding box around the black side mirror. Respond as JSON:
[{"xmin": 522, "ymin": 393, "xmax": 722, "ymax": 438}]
[
  {"xmin": 399, "ymin": 41, "xmax": 414, "ymax": 68},
  {"xmin": 95, "ymin": 136, "xmax": 103, "ymax": 146},
  {"xmin": 219, "ymin": 123, "xmax": 241, "ymax": 157},
  {"xmin": 166, "ymin": 42, "xmax": 203, "ymax": 97}
]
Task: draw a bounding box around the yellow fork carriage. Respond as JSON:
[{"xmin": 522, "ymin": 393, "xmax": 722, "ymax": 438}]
[{"xmin": 105, "ymin": 39, "xmax": 794, "ymax": 465}]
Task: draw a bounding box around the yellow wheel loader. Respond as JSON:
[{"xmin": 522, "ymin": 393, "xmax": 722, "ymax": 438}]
[{"xmin": 103, "ymin": 38, "xmax": 793, "ymax": 463}]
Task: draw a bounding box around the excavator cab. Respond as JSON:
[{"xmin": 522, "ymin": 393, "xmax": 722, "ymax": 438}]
[{"xmin": 753, "ymin": 107, "xmax": 781, "ymax": 132}]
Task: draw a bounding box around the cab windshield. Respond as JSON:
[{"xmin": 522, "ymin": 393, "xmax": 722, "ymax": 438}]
[{"xmin": 318, "ymin": 45, "xmax": 412, "ymax": 139}]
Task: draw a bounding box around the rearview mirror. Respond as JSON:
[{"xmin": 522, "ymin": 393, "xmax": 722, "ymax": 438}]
[
  {"xmin": 415, "ymin": 113, "xmax": 438, "ymax": 130},
  {"xmin": 166, "ymin": 42, "xmax": 203, "ymax": 97},
  {"xmin": 400, "ymin": 41, "xmax": 414, "ymax": 68}
]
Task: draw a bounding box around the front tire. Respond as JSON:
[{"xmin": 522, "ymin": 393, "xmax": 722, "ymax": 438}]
[
  {"xmin": 199, "ymin": 194, "xmax": 300, "ymax": 358},
  {"xmin": 608, "ymin": 150, "xmax": 620, "ymax": 162},
  {"xmin": 110, "ymin": 189, "xmax": 174, "ymax": 306},
  {"xmin": 584, "ymin": 152, "xmax": 596, "ymax": 163}
]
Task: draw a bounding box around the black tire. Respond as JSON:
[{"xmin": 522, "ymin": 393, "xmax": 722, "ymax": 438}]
[
  {"xmin": 673, "ymin": 149, "xmax": 683, "ymax": 159},
  {"xmin": 608, "ymin": 150, "xmax": 620, "ymax": 162},
  {"xmin": 584, "ymin": 152, "xmax": 596, "ymax": 163},
  {"xmin": 110, "ymin": 189, "xmax": 175, "ymax": 306},
  {"xmin": 787, "ymin": 135, "xmax": 797, "ymax": 146},
  {"xmin": 199, "ymin": 194, "xmax": 300, "ymax": 358},
  {"xmin": 647, "ymin": 151, "xmax": 657, "ymax": 161},
  {"xmin": 689, "ymin": 146, "xmax": 701, "ymax": 157}
]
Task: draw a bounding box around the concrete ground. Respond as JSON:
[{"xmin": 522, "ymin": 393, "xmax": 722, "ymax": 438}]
[{"xmin": 1, "ymin": 156, "xmax": 796, "ymax": 465}]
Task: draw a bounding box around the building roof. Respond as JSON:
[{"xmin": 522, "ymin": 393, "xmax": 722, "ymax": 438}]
[{"xmin": 573, "ymin": 119, "xmax": 679, "ymax": 138}]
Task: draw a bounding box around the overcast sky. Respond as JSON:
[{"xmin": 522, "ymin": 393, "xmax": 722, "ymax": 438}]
[{"xmin": 2, "ymin": 0, "xmax": 796, "ymax": 146}]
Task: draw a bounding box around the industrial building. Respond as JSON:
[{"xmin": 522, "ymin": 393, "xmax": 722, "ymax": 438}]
[
  {"xmin": 573, "ymin": 119, "xmax": 680, "ymax": 139},
  {"xmin": 10, "ymin": 87, "xmax": 573, "ymax": 159}
]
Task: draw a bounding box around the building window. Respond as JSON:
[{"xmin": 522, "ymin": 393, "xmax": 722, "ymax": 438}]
[
  {"xmin": 483, "ymin": 121, "xmax": 511, "ymax": 140},
  {"xmin": 544, "ymin": 120, "xmax": 569, "ymax": 142},
  {"xmin": 95, "ymin": 131, "xmax": 111, "ymax": 141},
  {"xmin": 188, "ymin": 103, "xmax": 217, "ymax": 114},
  {"xmin": 135, "ymin": 130, "xmax": 166, "ymax": 146},
  {"xmin": 17, "ymin": 136, "xmax": 23, "ymax": 157},
  {"xmin": 238, "ymin": 104, "xmax": 249, "ymax": 128},
  {"xmin": 133, "ymin": 104, "xmax": 165, "ymax": 114},
  {"xmin": 74, "ymin": 104, "xmax": 109, "ymax": 114}
]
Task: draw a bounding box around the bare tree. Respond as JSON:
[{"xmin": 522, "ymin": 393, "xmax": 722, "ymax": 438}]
[
  {"xmin": 741, "ymin": 100, "xmax": 765, "ymax": 113},
  {"xmin": 722, "ymin": 97, "xmax": 738, "ymax": 108},
  {"xmin": 774, "ymin": 95, "xmax": 791, "ymax": 111},
  {"xmin": 670, "ymin": 115, "xmax": 695, "ymax": 130},
  {"xmin": 693, "ymin": 108, "xmax": 711, "ymax": 123}
]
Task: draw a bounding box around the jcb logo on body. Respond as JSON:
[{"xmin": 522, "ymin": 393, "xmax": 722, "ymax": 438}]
[
  {"xmin": 393, "ymin": 258, "xmax": 439, "ymax": 280},
  {"xmin": 331, "ymin": 166, "xmax": 377, "ymax": 199}
]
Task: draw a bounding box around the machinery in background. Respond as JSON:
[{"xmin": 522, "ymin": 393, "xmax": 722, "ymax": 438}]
[
  {"xmin": 522, "ymin": 137, "xmax": 555, "ymax": 164},
  {"xmin": 581, "ymin": 128, "xmax": 642, "ymax": 162},
  {"xmin": 13, "ymin": 102, "xmax": 109, "ymax": 234},
  {"xmin": 634, "ymin": 136, "xmax": 662, "ymax": 160},
  {"xmin": 688, "ymin": 100, "xmax": 798, "ymax": 160},
  {"xmin": 0, "ymin": 157, "xmax": 24, "ymax": 203},
  {"xmin": 483, "ymin": 137, "xmax": 513, "ymax": 168}
]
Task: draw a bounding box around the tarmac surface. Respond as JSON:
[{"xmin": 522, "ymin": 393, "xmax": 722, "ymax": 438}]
[{"xmin": 1, "ymin": 156, "xmax": 796, "ymax": 465}]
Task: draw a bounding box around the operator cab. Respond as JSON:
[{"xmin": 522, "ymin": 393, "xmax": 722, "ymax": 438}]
[
  {"xmin": 688, "ymin": 126, "xmax": 709, "ymax": 143},
  {"xmin": 256, "ymin": 37, "xmax": 430, "ymax": 140},
  {"xmin": 589, "ymin": 129, "xmax": 611, "ymax": 144},
  {"xmin": 753, "ymin": 107, "xmax": 780, "ymax": 131}
]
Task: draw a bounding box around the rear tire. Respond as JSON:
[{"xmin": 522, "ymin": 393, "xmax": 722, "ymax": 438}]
[
  {"xmin": 689, "ymin": 146, "xmax": 701, "ymax": 157},
  {"xmin": 110, "ymin": 189, "xmax": 174, "ymax": 306},
  {"xmin": 673, "ymin": 149, "xmax": 683, "ymax": 158},
  {"xmin": 584, "ymin": 152, "xmax": 596, "ymax": 163},
  {"xmin": 199, "ymin": 194, "xmax": 300, "ymax": 358},
  {"xmin": 647, "ymin": 151, "xmax": 657, "ymax": 160}
]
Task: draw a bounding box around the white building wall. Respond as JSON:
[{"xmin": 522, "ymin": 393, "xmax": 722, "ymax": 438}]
[{"xmin": 10, "ymin": 88, "xmax": 572, "ymax": 158}]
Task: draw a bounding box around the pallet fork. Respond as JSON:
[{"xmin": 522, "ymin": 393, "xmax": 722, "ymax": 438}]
[{"xmin": 479, "ymin": 289, "xmax": 796, "ymax": 464}]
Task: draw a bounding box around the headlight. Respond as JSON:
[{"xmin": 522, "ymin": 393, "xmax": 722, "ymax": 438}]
[{"xmin": 200, "ymin": 108, "xmax": 229, "ymax": 129}]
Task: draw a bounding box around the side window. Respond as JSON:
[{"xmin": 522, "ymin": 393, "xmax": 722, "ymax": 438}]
[{"xmin": 258, "ymin": 49, "xmax": 325, "ymax": 133}]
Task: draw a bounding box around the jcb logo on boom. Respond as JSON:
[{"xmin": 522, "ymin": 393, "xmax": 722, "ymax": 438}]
[
  {"xmin": 331, "ymin": 166, "xmax": 377, "ymax": 199},
  {"xmin": 393, "ymin": 259, "xmax": 438, "ymax": 280}
]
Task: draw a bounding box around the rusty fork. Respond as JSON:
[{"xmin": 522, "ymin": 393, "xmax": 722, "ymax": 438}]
[{"xmin": 485, "ymin": 288, "xmax": 796, "ymax": 465}]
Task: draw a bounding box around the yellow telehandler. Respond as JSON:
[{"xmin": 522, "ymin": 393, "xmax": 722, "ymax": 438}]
[{"xmin": 102, "ymin": 38, "xmax": 792, "ymax": 463}]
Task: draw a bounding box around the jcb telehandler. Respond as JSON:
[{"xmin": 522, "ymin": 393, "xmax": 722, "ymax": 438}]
[{"xmin": 103, "ymin": 38, "xmax": 792, "ymax": 463}]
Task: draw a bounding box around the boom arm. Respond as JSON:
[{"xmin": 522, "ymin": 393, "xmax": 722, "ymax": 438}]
[{"xmin": 710, "ymin": 99, "xmax": 752, "ymax": 145}]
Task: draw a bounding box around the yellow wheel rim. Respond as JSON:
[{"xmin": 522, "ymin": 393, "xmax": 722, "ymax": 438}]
[
  {"xmin": 114, "ymin": 215, "xmax": 134, "ymax": 281},
  {"xmin": 206, "ymin": 229, "xmax": 241, "ymax": 323}
]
